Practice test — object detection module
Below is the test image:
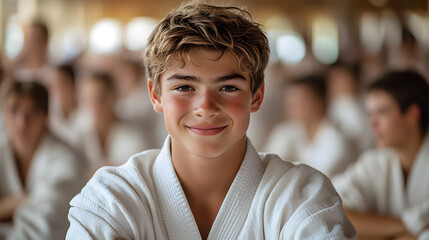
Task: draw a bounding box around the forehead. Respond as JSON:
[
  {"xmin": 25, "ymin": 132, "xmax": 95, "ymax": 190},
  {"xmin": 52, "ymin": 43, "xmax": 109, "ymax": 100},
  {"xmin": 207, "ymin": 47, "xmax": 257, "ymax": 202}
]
[
  {"xmin": 287, "ymin": 84, "xmax": 317, "ymax": 97},
  {"xmin": 365, "ymin": 90, "xmax": 398, "ymax": 109},
  {"xmin": 162, "ymin": 48, "xmax": 249, "ymax": 80}
]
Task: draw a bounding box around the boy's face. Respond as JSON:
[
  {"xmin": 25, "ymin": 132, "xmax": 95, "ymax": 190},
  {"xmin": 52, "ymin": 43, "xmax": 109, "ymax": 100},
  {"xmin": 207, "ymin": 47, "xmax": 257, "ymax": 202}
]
[
  {"xmin": 148, "ymin": 48, "xmax": 264, "ymax": 158},
  {"xmin": 49, "ymin": 70, "xmax": 75, "ymax": 104},
  {"xmin": 80, "ymin": 80, "xmax": 114, "ymax": 121},
  {"xmin": 2, "ymin": 96, "xmax": 47, "ymax": 149},
  {"xmin": 284, "ymin": 85, "xmax": 323, "ymax": 122},
  {"xmin": 365, "ymin": 90, "xmax": 413, "ymax": 148}
]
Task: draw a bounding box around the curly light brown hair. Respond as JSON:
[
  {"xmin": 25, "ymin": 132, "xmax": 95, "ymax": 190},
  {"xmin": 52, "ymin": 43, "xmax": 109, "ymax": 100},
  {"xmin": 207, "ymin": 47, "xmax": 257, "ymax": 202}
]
[{"xmin": 144, "ymin": 2, "xmax": 270, "ymax": 95}]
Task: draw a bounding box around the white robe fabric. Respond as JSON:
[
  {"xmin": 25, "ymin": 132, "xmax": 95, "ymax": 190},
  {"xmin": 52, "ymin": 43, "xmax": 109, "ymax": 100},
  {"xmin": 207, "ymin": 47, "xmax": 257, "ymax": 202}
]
[
  {"xmin": 328, "ymin": 95, "xmax": 373, "ymax": 152},
  {"xmin": 264, "ymin": 120, "xmax": 352, "ymax": 178},
  {"xmin": 333, "ymin": 133, "xmax": 429, "ymax": 239},
  {"xmin": 0, "ymin": 132, "xmax": 87, "ymax": 240},
  {"xmin": 75, "ymin": 122, "xmax": 147, "ymax": 170},
  {"xmin": 115, "ymin": 85, "xmax": 167, "ymax": 149},
  {"xmin": 49, "ymin": 107, "xmax": 90, "ymax": 148},
  {"xmin": 67, "ymin": 136, "xmax": 356, "ymax": 240}
]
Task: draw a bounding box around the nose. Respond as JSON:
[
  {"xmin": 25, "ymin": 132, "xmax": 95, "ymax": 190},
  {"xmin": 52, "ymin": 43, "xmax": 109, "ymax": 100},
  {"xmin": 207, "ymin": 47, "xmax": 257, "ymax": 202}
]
[
  {"xmin": 369, "ymin": 115, "xmax": 379, "ymax": 131},
  {"xmin": 14, "ymin": 112, "xmax": 29, "ymax": 132},
  {"xmin": 193, "ymin": 90, "xmax": 220, "ymax": 119}
]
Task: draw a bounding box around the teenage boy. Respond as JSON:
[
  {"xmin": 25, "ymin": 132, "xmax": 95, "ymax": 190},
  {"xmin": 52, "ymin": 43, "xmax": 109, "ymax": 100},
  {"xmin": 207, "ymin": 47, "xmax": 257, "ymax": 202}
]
[
  {"xmin": 67, "ymin": 3, "xmax": 356, "ymax": 239},
  {"xmin": 333, "ymin": 70, "xmax": 429, "ymax": 239}
]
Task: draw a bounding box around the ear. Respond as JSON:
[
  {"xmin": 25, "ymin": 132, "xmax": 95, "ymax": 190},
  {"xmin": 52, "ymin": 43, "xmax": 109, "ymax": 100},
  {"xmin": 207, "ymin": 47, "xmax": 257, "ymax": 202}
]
[
  {"xmin": 147, "ymin": 79, "xmax": 163, "ymax": 112},
  {"xmin": 251, "ymin": 82, "xmax": 265, "ymax": 113},
  {"xmin": 405, "ymin": 104, "xmax": 421, "ymax": 128}
]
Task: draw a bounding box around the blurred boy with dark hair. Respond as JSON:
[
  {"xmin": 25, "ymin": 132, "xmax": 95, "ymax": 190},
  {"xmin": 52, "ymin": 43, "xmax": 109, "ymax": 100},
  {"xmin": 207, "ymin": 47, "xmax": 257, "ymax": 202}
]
[{"xmin": 334, "ymin": 70, "xmax": 429, "ymax": 239}]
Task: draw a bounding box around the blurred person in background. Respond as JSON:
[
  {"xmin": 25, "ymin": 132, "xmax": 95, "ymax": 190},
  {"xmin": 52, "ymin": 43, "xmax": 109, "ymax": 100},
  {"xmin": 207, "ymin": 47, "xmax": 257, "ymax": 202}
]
[
  {"xmin": 327, "ymin": 62, "xmax": 373, "ymax": 154},
  {"xmin": 247, "ymin": 61, "xmax": 291, "ymax": 150},
  {"xmin": 76, "ymin": 72, "xmax": 148, "ymax": 174},
  {"xmin": 113, "ymin": 57, "xmax": 166, "ymax": 148},
  {"xmin": 333, "ymin": 70, "xmax": 429, "ymax": 240},
  {"xmin": 48, "ymin": 64, "xmax": 88, "ymax": 147},
  {"xmin": 264, "ymin": 75, "xmax": 352, "ymax": 178},
  {"xmin": 12, "ymin": 20, "xmax": 52, "ymax": 85},
  {"xmin": 0, "ymin": 81, "xmax": 87, "ymax": 240}
]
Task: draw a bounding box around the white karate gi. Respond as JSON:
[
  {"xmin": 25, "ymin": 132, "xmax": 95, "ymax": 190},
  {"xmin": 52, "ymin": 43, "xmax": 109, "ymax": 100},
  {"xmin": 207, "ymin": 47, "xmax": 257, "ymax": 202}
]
[
  {"xmin": 75, "ymin": 122, "xmax": 147, "ymax": 170},
  {"xmin": 115, "ymin": 86, "xmax": 167, "ymax": 149},
  {"xmin": 264, "ymin": 120, "xmax": 352, "ymax": 178},
  {"xmin": 328, "ymin": 95, "xmax": 373, "ymax": 152},
  {"xmin": 49, "ymin": 107, "xmax": 90, "ymax": 148},
  {"xmin": 0, "ymin": 132, "xmax": 87, "ymax": 240},
  {"xmin": 333, "ymin": 133, "xmax": 429, "ymax": 239},
  {"xmin": 67, "ymin": 136, "xmax": 356, "ymax": 240}
]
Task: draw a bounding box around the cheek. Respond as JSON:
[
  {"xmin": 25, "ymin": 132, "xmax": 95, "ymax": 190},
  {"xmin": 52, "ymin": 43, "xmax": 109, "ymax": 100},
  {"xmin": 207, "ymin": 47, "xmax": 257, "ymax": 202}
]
[
  {"xmin": 162, "ymin": 95, "xmax": 191, "ymax": 121},
  {"xmin": 220, "ymin": 96, "xmax": 251, "ymax": 122}
]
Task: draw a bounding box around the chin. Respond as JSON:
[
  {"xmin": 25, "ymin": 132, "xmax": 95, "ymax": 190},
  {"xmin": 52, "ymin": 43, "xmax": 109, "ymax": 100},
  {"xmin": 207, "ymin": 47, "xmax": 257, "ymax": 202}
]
[
  {"xmin": 376, "ymin": 139, "xmax": 391, "ymax": 148},
  {"xmin": 188, "ymin": 142, "xmax": 230, "ymax": 159}
]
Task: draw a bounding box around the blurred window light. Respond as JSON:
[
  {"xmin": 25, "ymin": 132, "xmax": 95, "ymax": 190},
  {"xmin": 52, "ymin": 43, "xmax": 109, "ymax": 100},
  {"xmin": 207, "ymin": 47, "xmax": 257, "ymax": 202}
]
[
  {"xmin": 124, "ymin": 17, "xmax": 158, "ymax": 51},
  {"xmin": 275, "ymin": 31, "xmax": 306, "ymax": 65},
  {"xmin": 89, "ymin": 19, "xmax": 122, "ymax": 54},
  {"xmin": 312, "ymin": 16, "xmax": 339, "ymax": 64},
  {"xmin": 265, "ymin": 15, "xmax": 295, "ymax": 62},
  {"xmin": 381, "ymin": 10, "xmax": 401, "ymax": 49},
  {"xmin": 360, "ymin": 12, "xmax": 384, "ymax": 54},
  {"xmin": 5, "ymin": 15, "xmax": 24, "ymax": 59},
  {"xmin": 407, "ymin": 12, "xmax": 429, "ymax": 48}
]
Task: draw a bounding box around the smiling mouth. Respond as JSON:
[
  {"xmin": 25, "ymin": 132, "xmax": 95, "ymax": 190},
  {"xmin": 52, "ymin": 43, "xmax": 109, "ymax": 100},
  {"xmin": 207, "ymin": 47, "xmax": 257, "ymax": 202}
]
[{"xmin": 187, "ymin": 125, "xmax": 227, "ymax": 136}]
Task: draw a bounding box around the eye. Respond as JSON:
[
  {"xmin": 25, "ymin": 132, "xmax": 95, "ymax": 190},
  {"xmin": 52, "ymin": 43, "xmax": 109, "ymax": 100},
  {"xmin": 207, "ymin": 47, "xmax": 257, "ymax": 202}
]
[
  {"xmin": 220, "ymin": 85, "xmax": 239, "ymax": 92},
  {"xmin": 174, "ymin": 85, "xmax": 194, "ymax": 92}
]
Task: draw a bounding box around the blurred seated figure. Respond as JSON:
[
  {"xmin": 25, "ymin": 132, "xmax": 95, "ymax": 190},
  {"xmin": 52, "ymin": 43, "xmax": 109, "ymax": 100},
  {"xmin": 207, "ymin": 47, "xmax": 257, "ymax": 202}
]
[
  {"xmin": 264, "ymin": 75, "xmax": 352, "ymax": 178},
  {"xmin": 76, "ymin": 72, "xmax": 148, "ymax": 173},
  {"xmin": 12, "ymin": 21, "xmax": 52, "ymax": 85},
  {"xmin": 113, "ymin": 58, "xmax": 166, "ymax": 148},
  {"xmin": 0, "ymin": 81, "xmax": 87, "ymax": 240},
  {"xmin": 48, "ymin": 64, "xmax": 88, "ymax": 147},
  {"xmin": 333, "ymin": 70, "xmax": 429, "ymax": 240},
  {"xmin": 327, "ymin": 63, "xmax": 373, "ymax": 153}
]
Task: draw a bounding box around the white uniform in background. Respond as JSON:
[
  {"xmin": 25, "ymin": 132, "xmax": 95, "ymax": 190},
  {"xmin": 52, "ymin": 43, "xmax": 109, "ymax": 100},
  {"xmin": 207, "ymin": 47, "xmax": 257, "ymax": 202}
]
[
  {"xmin": 115, "ymin": 85, "xmax": 167, "ymax": 149},
  {"xmin": 333, "ymin": 133, "xmax": 429, "ymax": 239},
  {"xmin": 264, "ymin": 120, "xmax": 352, "ymax": 178},
  {"xmin": 49, "ymin": 106, "xmax": 90, "ymax": 148},
  {"xmin": 76, "ymin": 122, "xmax": 147, "ymax": 170},
  {"xmin": 328, "ymin": 95, "xmax": 373, "ymax": 152},
  {"xmin": 66, "ymin": 136, "xmax": 356, "ymax": 240},
  {"xmin": 0, "ymin": 132, "xmax": 87, "ymax": 240}
]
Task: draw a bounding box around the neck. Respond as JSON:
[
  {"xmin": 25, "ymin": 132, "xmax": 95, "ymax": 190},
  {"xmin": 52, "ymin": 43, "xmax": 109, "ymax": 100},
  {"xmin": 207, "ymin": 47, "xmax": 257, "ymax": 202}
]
[
  {"xmin": 303, "ymin": 116, "xmax": 324, "ymax": 141},
  {"xmin": 94, "ymin": 112, "xmax": 117, "ymax": 143},
  {"xmin": 395, "ymin": 130, "xmax": 423, "ymax": 177},
  {"xmin": 61, "ymin": 99, "xmax": 77, "ymax": 120},
  {"xmin": 95, "ymin": 113, "xmax": 116, "ymax": 136},
  {"xmin": 10, "ymin": 132, "xmax": 45, "ymax": 167},
  {"xmin": 171, "ymin": 136, "xmax": 247, "ymax": 203}
]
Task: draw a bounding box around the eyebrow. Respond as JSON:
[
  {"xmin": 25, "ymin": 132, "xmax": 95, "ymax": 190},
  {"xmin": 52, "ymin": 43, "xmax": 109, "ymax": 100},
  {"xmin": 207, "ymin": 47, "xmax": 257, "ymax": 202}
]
[
  {"xmin": 215, "ymin": 74, "xmax": 247, "ymax": 83},
  {"xmin": 166, "ymin": 73, "xmax": 247, "ymax": 83},
  {"xmin": 166, "ymin": 74, "xmax": 199, "ymax": 82}
]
